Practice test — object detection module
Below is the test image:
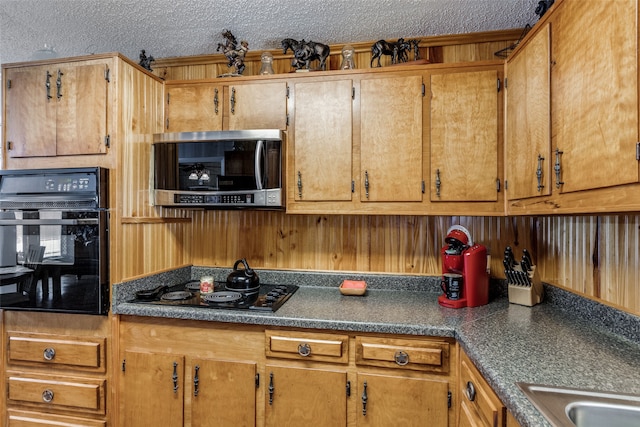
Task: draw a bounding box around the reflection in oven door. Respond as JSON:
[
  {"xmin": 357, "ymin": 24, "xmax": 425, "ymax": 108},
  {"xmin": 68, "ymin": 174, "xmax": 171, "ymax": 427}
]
[{"xmin": 0, "ymin": 210, "xmax": 108, "ymax": 314}]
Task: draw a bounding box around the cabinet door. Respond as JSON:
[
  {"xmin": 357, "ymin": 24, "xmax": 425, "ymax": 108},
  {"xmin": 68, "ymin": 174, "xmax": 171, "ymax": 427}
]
[
  {"xmin": 265, "ymin": 365, "xmax": 347, "ymax": 427},
  {"xmin": 292, "ymin": 79, "xmax": 353, "ymax": 201},
  {"xmin": 430, "ymin": 69, "xmax": 499, "ymax": 202},
  {"xmin": 190, "ymin": 358, "xmax": 257, "ymax": 427},
  {"xmin": 552, "ymin": 0, "xmax": 638, "ymax": 193},
  {"xmin": 227, "ymin": 82, "xmax": 287, "ymax": 130},
  {"xmin": 165, "ymin": 83, "xmax": 223, "ymax": 132},
  {"xmin": 55, "ymin": 62, "xmax": 109, "ymax": 156},
  {"xmin": 505, "ymin": 23, "xmax": 551, "ymax": 200},
  {"xmin": 360, "ymin": 74, "xmax": 423, "ymax": 202},
  {"xmin": 4, "ymin": 65, "xmax": 56, "ymax": 157},
  {"xmin": 121, "ymin": 351, "xmax": 184, "ymax": 427},
  {"xmin": 356, "ymin": 373, "xmax": 449, "ymax": 427}
]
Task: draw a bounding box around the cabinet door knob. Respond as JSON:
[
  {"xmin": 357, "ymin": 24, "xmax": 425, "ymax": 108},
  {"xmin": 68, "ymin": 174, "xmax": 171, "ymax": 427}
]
[
  {"xmin": 42, "ymin": 389, "xmax": 54, "ymax": 403},
  {"xmin": 465, "ymin": 381, "xmax": 477, "ymax": 402},
  {"xmin": 297, "ymin": 342, "xmax": 311, "ymax": 357},
  {"xmin": 43, "ymin": 347, "xmax": 56, "ymax": 361},
  {"xmin": 394, "ymin": 350, "xmax": 409, "ymax": 366}
]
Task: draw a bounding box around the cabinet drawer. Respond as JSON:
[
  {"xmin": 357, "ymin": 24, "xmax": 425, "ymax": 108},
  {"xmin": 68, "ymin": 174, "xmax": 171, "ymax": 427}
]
[
  {"xmin": 265, "ymin": 330, "xmax": 349, "ymax": 363},
  {"xmin": 8, "ymin": 333, "xmax": 105, "ymax": 372},
  {"xmin": 355, "ymin": 336, "xmax": 450, "ymax": 373},
  {"xmin": 7, "ymin": 409, "xmax": 106, "ymax": 427},
  {"xmin": 7, "ymin": 373, "xmax": 106, "ymax": 414},
  {"xmin": 459, "ymin": 351, "xmax": 505, "ymax": 427}
]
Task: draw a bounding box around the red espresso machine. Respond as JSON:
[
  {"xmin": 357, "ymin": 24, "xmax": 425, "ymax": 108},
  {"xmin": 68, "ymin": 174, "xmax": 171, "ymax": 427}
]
[{"xmin": 438, "ymin": 225, "xmax": 489, "ymax": 308}]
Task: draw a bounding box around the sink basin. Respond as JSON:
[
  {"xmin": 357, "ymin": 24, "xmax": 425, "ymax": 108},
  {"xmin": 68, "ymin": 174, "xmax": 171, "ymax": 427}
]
[{"xmin": 517, "ymin": 382, "xmax": 640, "ymax": 427}]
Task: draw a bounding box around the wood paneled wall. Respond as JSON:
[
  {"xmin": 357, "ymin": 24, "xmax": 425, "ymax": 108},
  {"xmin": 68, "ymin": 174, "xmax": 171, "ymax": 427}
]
[{"xmin": 151, "ymin": 29, "xmax": 523, "ymax": 81}]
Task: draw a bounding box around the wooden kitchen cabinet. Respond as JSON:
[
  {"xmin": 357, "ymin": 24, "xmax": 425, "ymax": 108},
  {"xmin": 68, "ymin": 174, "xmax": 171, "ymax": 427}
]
[
  {"xmin": 354, "ymin": 336, "xmax": 453, "ymax": 427},
  {"xmin": 506, "ymin": 0, "xmax": 640, "ymax": 214},
  {"xmin": 429, "ymin": 65, "xmax": 503, "ymax": 215},
  {"xmin": 458, "ymin": 349, "xmax": 505, "ymax": 427},
  {"xmin": 119, "ymin": 317, "xmax": 262, "ymax": 427},
  {"xmin": 289, "ymin": 78, "xmax": 354, "ymax": 203},
  {"xmin": 264, "ymin": 329, "xmax": 349, "ymax": 427},
  {"xmin": 3, "ymin": 58, "xmax": 110, "ymax": 157},
  {"xmin": 505, "ymin": 23, "xmax": 551, "ymax": 201},
  {"xmin": 164, "ymin": 79, "xmax": 287, "ymax": 132},
  {"xmin": 359, "ymin": 73, "xmax": 424, "ymax": 203},
  {"xmin": 121, "ymin": 350, "xmax": 257, "ymax": 427},
  {"xmin": 2, "ymin": 312, "xmax": 110, "ymax": 426}
]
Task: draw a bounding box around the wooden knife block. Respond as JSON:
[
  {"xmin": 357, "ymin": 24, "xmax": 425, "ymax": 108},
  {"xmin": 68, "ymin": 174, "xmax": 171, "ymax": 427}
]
[{"xmin": 508, "ymin": 265, "xmax": 544, "ymax": 307}]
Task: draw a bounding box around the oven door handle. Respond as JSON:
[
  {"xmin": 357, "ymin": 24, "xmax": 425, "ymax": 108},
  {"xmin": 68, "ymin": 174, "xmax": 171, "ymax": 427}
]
[{"xmin": 0, "ymin": 219, "xmax": 98, "ymax": 226}]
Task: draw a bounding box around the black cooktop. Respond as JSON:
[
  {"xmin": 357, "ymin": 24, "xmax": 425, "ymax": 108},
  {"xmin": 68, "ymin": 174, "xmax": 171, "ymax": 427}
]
[{"xmin": 130, "ymin": 281, "xmax": 298, "ymax": 312}]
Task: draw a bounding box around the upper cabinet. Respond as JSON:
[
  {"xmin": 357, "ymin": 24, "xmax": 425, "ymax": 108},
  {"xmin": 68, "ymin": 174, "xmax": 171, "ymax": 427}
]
[
  {"xmin": 286, "ymin": 65, "xmax": 504, "ymax": 215},
  {"xmin": 4, "ymin": 58, "xmax": 111, "ymax": 157},
  {"xmin": 360, "ymin": 74, "xmax": 424, "ymax": 203},
  {"xmin": 506, "ymin": 0, "xmax": 640, "ymax": 214},
  {"xmin": 291, "ymin": 78, "xmax": 354, "ymax": 203},
  {"xmin": 505, "ymin": 23, "xmax": 551, "ymax": 201},
  {"xmin": 164, "ymin": 80, "xmax": 287, "ymax": 132},
  {"xmin": 430, "ymin": 68, "xmax": 501, "ymax": 204}
]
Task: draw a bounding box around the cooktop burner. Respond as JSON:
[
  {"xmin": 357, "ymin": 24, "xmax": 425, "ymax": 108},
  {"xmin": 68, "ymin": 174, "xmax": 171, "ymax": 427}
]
[{"xmin": 130, "ymin": 281, "xmax": 298, "ymax": 312}]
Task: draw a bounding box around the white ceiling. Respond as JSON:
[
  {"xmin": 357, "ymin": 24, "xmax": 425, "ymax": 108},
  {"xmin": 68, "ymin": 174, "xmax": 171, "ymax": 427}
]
[{"xmin": 0, "ymin": 0, "xmax": 541, "ymax": 65}]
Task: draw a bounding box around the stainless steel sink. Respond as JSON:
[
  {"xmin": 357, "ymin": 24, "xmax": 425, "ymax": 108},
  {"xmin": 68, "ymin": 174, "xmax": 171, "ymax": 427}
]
[{"xmin": 517, "ymin": 382, "xmax": 640, "ymax": 427}]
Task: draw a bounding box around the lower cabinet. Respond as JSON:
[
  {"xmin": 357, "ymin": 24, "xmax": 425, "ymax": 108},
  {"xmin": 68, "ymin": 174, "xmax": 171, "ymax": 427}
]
[
  {"xmin": 120, "ymin": 351, "xmax": 257, "ymax": 427},
  {"xmin": 2, "ymin": 312, "xmax": 110, "ymax": 426},
  {"xmin": 118, "ymin": 316, "xmax": 263, "ymax": 427},
  {"xmin": 458, "ymin": 348, "xmax": 521, "ymax": 427}
]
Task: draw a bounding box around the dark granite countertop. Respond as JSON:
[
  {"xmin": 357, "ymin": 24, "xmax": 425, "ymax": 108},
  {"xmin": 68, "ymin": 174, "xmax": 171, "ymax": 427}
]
[{"xmin": 112, "ymin": 266, "xmax": 640, "ymax": 427}]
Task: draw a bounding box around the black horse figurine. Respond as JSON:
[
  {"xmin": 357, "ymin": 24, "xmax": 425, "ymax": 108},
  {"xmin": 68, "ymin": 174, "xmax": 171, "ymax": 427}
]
[
  {"xmin": 370, "ymin": 38, "xmax": 411, "ymax": 67},
  {"xmin": 281, "ymin": 38, "xmax": 330, "ymax": 70},
  {"xmin": 217, "ymin": 29, "xmax": 248, "ymax": 75}
]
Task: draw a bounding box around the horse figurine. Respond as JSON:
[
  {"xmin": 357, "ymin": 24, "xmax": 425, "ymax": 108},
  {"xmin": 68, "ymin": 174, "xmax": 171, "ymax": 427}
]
[
  {"xmin": 370, "ymin": 38, "xmax": 411, "ymax": 67},
  {"xmin": 217, "ymin": 29, "xmax": 248, "ymax": 75},
  {"xmin": 281, "ymin": 38, "xmax": 330, "ymax": 70}
]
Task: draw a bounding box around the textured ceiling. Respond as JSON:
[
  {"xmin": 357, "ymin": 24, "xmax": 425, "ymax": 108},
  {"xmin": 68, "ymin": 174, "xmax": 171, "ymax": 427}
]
[{"xmin": 0, "ymin": 0, "xmax": 541, "ymax": 65}]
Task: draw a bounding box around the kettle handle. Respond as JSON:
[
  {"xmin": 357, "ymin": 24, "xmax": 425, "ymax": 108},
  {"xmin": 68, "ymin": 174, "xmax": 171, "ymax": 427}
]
[{"xmin": 233, "ymin": 258, "xmax": 254, "ymax": 275}]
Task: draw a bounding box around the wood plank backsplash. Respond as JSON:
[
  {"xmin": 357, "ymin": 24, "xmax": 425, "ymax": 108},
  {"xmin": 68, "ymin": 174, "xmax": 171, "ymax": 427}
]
[{"xmin": 117, "ymin": 212, "xmax": 640, "ymax": 316}]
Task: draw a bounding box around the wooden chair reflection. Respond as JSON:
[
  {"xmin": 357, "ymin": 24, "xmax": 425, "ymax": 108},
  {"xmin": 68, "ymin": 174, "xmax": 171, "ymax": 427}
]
[{"xmin": 20, "ymin": 245, "xmax": 46, "ymax": 299}]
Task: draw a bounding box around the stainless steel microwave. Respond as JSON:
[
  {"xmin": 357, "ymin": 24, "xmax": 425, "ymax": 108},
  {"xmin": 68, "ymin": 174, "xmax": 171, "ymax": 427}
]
[{"xmin": 152, "ymin": 130, "xmax": 284, "ymax": 209}]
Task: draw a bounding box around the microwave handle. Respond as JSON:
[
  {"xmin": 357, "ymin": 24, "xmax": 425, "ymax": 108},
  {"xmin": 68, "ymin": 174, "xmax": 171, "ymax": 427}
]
[{"xmin": 254, "ymin": 139, "xmax": 265, "ymax": 190}]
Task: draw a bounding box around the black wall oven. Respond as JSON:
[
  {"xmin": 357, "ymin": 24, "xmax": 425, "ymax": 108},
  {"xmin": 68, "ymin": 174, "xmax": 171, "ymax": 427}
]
[{"xmin": 0, "ymin": 167, "xmax": 109, "ymax": 315}]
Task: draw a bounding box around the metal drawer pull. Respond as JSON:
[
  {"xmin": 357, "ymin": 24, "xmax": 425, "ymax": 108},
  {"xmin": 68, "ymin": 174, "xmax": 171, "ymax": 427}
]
[
  {"xmin": 297, "ymin": 342, "xmax": 311, "ymax": 357},
  {"xmin": 394, "ymin": 350, "xmax": 409, "ymax": 366},
  {"xmin": 43, "ymin": 347, "xmax": 56, "ymax": 361},
  {"xmin": 42, "ymin": 389, "xmax": 54, "ymax": 403},
  {"xmin": 465, "ymin": 381, "xmax": 477, "ymax": 402}
]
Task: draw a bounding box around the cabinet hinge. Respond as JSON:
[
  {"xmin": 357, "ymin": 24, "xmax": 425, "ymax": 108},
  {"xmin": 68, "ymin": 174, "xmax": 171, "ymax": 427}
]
[
  {"xmin": 351, "ymin": 180, "xmax": 355, "ymax": 193},
  {"xmin": 352, "ymin": 86, "xmax": 355, "ymax": 99},
  {"xmin": 255, "ymin": 373, "xmax": 260, "ymax": 388},
  {"xmin": 286, "ymin": 114, "xmax": 290, "ymax": 127},
  {"xmin": 6, "ymin": 79, "xmax": 11, "ymax": 89},
  {"xmin": 421, "ymin": 180, "xmax": 425, "ymax": 193},
  {"xmin": 448, "ymin": 391, "xmax": 452, "ymax": 408},
  {"xmin": 286, "ymin": 85, "xmax": 290, "ymax": 98},
  {"xmin": 104, "ymin": 135, "xmax": 111, "ymax": 148},
  {"xmin": 497, "ymin": 78, "xmax": 501, "ymax": 92},
  {"xmin": 104, "ymin": 67, "xmax": 110, "ymax": 83},
  {"xmin": 121, "ymin": 359, "xmax": 126, "ymax": 372},
  {"xmin": 504, "ymin": 179, "xmax": 508, "ymax": 191},
  {"xmin": 7, "ymin": 141, "xmax": 13, "ymax": 151},
  {"xmin": 504, "ymin": 77, "xmax": 508, "ymax": 89},
  {"xmin": 346, "ymin": 380, "xmax": 351, "ymax": 397},
  {"xmin": 166, "ymin": 118, "xmax": 170, "ymax": 130},
  {"xmin": 421, "ymin": 83, "xmax": 425, "ymax": 97},
  {"xmin": 496, "ymin": 178, "xmax": 501, "ymax": 192},
  {"xmin": 167, "ymin": 93, "xmax": 170, "ymax": 104},
  {"xmin": 636, "ymin": 142, "xmax": 640, "ymax": 160}
]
